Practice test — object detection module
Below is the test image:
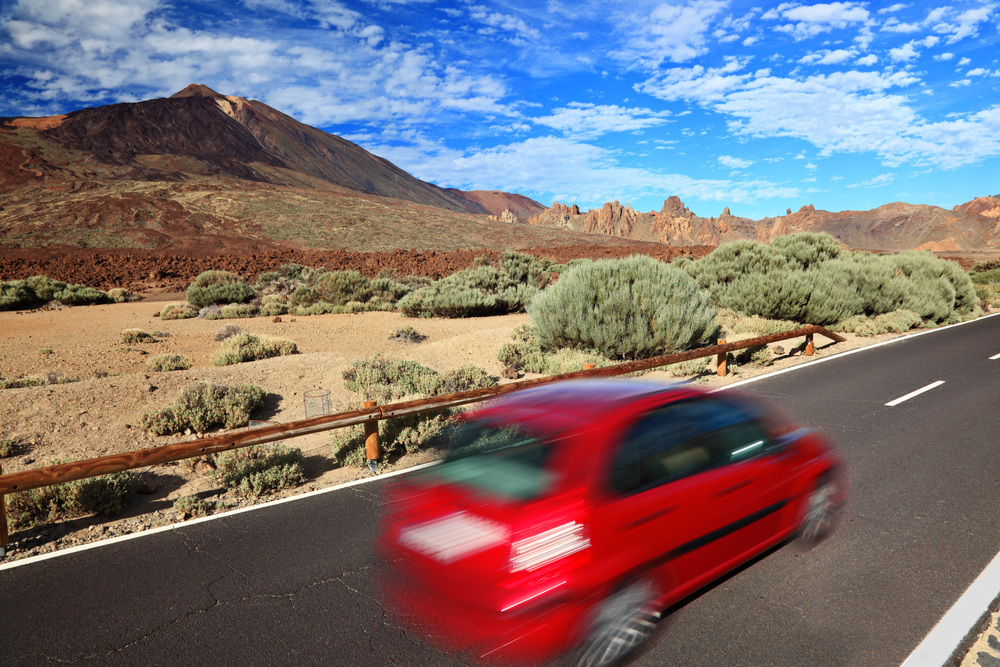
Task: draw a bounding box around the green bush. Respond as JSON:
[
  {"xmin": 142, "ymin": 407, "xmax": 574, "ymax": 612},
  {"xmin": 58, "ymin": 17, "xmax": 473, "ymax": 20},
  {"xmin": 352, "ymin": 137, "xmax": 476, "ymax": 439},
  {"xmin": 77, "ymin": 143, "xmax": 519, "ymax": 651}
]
[
  {"xmin": 160, "ymin": 303, "xmax": 199, "ymax": 320},
  {"xmin": 342, "ymin": 356, "xmax": 444, "ymax": 402},
  {"xmin": 214, "ymin": 324, "xmax": 244, "ymax": 341},
  {"xmin": 173, "ymin": 495, "xmax": 217, "ymax": 518},
  {"xmin": 0, "ymin": 437, "xmax": 20, "ymax": 457},
  {"xmin": 220, "ymin": 303, "xmax": 258, "ymax": 319},
  {"xmin": 836, "ymin": 309, "xmax": 923, "ymax": 337},
  {"xmin": 254, "ymin": 263, "xmax": 328, "ymax": 296},
  {"xmin": 212, "ymin": 333, "xmax": 298, "ymax": 366},
  {"xmin": 716, "ymin": 309, "xmax": 801, "ymax": 338},
  {"xmin": 331, "ymin": 409, "xmax": 453, "ymax": 468},
  {"xmin": 107, "ymin": 288, "xmax": 141, "ymax": 303},
  {"xmin": 398, "ymin": 251, "xmax": 552, "ymax": 318},
  {"xmin": 496, "ymin": 325, "xmax": 549, "ymax": 373},
  {"xmin": 0, "ymin": 276, "xmax": 109, "ymax": 311},
  {"xmin": 186, "ymin": 270, "xmax": 255, "ymax": 308},
  {"xmin": 528, "ymin": 255, "xmax": 719, "ymax": 360},
  {"xmin": 440, "ymin": 365, "xmax": 498, "ymax": 394},
  {"xmin": 121, "ymin": 328, "xmax": 156, "ymax": 344},
  {"xmin": 259, "ymin": 295, "xmax": 289, "ymax": 316},
  {"xmin": 140, "ymin": 383, "xmax": 266, "ymax": 435},
  {"xmin": 892, "ymin": 251, "xmax": 978, "ymax": 322},
  {"xmin": 5, "ymin": 469, "xmax": 140, "ymax": 529},
  {"xmin": 389, "ymin": 326, "xmax": 426, "ymax": 343},
  {"xmin": 211, "ymin": 444, "xmax": 305, "ymax": 497},
  {"xmin": 803, "ymin": 253, "xmax": 909, "ymax": 325},
  {"xmin": 145, "ymin": 354, "xmax": 192, "ymax": 372},
  {"xmin": 290, "ymin": 270, "xmax": 371, "ymax": 307},
  {"xmin": 1, "ymin": 375, "xmax": 50, "ymax": 389},
  {"xmin": 772, "ymin": 232, "xmax": 842, "ymax": 270}
]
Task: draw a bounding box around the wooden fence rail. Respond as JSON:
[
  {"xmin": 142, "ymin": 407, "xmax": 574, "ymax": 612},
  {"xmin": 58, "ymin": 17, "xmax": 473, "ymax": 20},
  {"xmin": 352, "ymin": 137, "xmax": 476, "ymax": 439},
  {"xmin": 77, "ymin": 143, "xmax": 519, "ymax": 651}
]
[{"xmin": 0, "ymin": 324, "xmax": 844, "ymax": 553}]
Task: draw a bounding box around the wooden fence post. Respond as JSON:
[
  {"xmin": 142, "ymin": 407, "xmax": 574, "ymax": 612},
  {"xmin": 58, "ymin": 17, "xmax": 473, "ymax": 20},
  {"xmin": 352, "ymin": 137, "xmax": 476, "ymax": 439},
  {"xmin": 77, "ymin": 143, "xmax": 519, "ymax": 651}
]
[
  {"xmin": 1, "ymin": 463, "xmax": 8, "ymax": 558},
  {"xmin": 717, "ymin": 339, "xmax": 727, "ymax": 376},
  {"xmin": 363, "ymin": 399, "xmax": 380, "ymax": 472},
  {"xmin": 805, "ymin": 333, "xmax": 814, "ymax": 356}
]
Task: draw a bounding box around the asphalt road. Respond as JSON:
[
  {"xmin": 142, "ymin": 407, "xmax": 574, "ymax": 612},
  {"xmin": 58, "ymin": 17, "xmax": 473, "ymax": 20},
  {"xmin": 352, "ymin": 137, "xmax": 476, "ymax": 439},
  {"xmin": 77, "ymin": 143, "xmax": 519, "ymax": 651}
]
[{"xmin": 2, "ymin": 315, "xmax": 998, "ymax": 667}]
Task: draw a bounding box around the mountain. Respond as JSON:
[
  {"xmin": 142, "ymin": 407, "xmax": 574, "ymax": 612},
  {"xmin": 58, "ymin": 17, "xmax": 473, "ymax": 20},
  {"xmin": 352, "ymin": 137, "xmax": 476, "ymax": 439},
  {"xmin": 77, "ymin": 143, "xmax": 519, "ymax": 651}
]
[
  {"xmin": 0, "ymin": 85, "xmax": 602, "ymax": 253},
  {"xmin": 527, "ymin": 195, "xmax": 1000, "ymax": 251}
]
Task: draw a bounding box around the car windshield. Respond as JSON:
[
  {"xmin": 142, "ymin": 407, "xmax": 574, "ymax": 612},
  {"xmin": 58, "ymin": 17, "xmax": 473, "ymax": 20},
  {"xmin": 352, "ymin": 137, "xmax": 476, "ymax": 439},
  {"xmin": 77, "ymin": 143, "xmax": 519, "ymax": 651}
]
[{"xmin": 420, "ymin": 421, "xmax": 556, "ymax": 501}]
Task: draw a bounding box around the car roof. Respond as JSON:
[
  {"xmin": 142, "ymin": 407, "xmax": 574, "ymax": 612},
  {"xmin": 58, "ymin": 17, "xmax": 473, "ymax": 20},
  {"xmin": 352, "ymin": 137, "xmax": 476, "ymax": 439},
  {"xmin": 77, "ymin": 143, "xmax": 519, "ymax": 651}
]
[{"xmin": 471, "ymin": 378, "xmax": 698, "ymax": 429}]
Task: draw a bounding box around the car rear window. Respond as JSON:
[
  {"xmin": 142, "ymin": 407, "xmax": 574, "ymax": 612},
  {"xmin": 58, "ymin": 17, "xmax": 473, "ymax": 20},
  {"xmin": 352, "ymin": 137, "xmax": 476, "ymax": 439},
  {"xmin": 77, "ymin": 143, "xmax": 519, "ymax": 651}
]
[{"xmin": 421, "ymin": 421, "xmax": 556, "ymax": 501}]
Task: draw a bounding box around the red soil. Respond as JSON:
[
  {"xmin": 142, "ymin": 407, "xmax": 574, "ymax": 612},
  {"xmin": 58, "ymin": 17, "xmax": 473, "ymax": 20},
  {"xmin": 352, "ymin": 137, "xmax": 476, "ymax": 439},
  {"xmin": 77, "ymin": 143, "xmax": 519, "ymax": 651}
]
[{"xmin": 0, "ymin": 244, "xmax": 714, "ymax": 292}]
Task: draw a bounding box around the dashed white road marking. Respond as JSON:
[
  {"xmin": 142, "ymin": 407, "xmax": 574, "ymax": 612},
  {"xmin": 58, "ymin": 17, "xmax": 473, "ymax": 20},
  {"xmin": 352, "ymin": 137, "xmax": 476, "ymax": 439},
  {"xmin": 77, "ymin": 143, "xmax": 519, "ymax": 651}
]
[
  {"xmin": 885, "ymin": 380, "xmax": 945, "ymax": 407},
  {"xmin": 989, "ymin": 352, "xmax": 1000, "ymax": 360}
]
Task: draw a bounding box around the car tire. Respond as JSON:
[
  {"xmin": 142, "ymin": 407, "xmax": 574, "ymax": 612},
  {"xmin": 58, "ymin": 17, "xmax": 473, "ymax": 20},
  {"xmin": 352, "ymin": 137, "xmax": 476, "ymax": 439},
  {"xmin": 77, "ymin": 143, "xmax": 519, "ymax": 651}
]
[
  {"xmin": 576, "ymin": 578, "xmax": 660, "ymax": 667},
  {"xmin": 799, "ymin": 474, "xmax": 840, "ymax": 543}
]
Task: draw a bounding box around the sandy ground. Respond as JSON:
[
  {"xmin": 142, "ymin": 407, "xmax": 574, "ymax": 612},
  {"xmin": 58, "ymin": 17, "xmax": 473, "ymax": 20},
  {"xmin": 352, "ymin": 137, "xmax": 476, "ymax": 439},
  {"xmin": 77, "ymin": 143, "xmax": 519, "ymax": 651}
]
[{"xmin": 1, "ymin": 296, "xmax": 982, "ymax": 562}]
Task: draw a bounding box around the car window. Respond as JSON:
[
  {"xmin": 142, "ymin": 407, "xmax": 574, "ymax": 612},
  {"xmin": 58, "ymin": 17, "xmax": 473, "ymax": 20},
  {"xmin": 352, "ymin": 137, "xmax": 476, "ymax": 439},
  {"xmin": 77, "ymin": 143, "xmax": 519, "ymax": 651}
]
[
  {"xmin": 418, "ymin": 421, "xmax": 557, "ymax": 501},
  {"xmin": 610, "ymin": 399, "xmax": 772, "ymax": 493}
]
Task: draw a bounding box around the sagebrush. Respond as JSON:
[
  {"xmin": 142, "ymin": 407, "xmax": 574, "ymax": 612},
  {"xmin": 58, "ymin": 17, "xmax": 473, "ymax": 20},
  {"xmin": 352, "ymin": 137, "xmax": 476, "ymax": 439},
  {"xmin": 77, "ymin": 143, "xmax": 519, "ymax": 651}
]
[{"xmin": 140, "ymin": 383, "xmax": 266, "ymax": 435}]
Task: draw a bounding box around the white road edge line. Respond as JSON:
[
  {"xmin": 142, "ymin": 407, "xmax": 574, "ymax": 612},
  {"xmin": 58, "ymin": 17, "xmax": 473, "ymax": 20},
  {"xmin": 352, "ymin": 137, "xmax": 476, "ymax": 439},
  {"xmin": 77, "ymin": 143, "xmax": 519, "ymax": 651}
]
[
  {"xmin": 990, "ymin": 352, "xmax": 1000, "ymax": 360},
  {"xmin": 3, "ymin": 311, "xmax": 998, "ymax": 574},
  {"xmin": 0, "ymin": 459, "xmax": 441, "ymax": 572},
  {"xmin": 885, "ymin": 380, "xmax": 946, "ymax": 407},
  {"xmin": 900, "ymin": 549, "xmax": 1000, "ymax": 667}
]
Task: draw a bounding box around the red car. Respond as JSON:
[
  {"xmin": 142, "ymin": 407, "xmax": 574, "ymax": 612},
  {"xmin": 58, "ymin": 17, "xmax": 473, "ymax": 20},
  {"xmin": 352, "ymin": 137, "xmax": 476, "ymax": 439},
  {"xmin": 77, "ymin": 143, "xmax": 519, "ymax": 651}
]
[{"xmin": 377, "ymin": 379, "xmax": 846, "ymax": 666}]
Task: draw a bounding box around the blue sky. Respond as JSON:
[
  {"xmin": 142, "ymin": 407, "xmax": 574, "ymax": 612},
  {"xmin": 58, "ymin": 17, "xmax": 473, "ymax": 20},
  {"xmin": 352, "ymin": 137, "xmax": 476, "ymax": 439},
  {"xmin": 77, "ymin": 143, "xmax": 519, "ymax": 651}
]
[{"xmin": 1, "ymin": 0, "xmax": 998, "ymax": 219}]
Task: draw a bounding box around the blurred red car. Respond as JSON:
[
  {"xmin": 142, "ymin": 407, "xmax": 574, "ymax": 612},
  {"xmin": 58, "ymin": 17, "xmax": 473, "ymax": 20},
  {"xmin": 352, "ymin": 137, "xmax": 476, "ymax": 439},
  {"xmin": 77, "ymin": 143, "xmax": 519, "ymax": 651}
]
[{"xmin": 377, "ymin": 379, "xmax": 846, "ymax": 666}]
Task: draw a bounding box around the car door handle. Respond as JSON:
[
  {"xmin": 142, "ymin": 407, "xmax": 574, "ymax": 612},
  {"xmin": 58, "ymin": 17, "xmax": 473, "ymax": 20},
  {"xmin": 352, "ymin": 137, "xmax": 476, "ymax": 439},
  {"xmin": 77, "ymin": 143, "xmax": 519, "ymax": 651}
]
[
  {"xmin": 717, "ymin": 478, "xmax": 756, "ymax": 497},
  {"xmin": 626, "ymin": 505, "xmax": 679, "ymax": 529}
]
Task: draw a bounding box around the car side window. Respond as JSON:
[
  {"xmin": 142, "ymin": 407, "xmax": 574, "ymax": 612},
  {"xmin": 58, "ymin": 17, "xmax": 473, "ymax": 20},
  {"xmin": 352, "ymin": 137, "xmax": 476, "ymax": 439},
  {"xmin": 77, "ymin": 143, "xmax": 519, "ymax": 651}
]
[{"xmin": 610, "ymin": 399, "xmax": 773, "ymax": 494}]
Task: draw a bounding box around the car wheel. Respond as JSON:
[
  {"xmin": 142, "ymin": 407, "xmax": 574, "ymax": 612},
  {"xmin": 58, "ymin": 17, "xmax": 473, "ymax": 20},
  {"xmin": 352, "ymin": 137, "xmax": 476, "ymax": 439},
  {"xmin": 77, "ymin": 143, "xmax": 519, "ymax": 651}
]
[
  {"xmin": 800, "ymin": 475, "xmax": 840, "ymax": 542},
  {"xmin": 576, "ymin": 579, "xmax": 660, "ymax": 667}
]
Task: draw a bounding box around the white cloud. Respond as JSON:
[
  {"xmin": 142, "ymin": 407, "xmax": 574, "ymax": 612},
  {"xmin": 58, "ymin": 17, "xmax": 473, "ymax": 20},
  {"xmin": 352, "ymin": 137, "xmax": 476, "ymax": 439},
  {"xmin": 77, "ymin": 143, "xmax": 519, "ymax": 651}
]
[
  {"xmin": 615, "ymin": 0, "xmax": 727, "ymax": 67},
  {"xmin": 743, "ymin": 35, "xmax": 759, "ymax": 46},
  {"xmin": 889, "ymin": 40, "xmax": 920, "ymax": 62},
  {"xmin": 766, "ymin": 2, "xmax": 871, "ymax": 41},
  {"xmin": 949, "ymin": 79, "xmax": 971, "ymax": 87},
  {"xmin": 932, "ymin": 5, "xmax": 995, "ymax": 44},
  {"xmin": 801, "ymin": 48, "xmax": 856, "ymax": 65},
  {"xmin": 880, "ymin": 17, "xmax": 921, "ymax": 33},
  {"xmin": 364, "ymin": 135, "xmax": 799, "ymax": 207},
  {"xmin": 805, "ymin": 162, "xmax": 818, "ymax": 170},
  {"xmin": 468, "ymin": 5, "xmax": 540, "ymax": 44},
  {"xmin": 878, "ymin": 3, "xmax": 908, "ymax": 14},
  {"xmin": 719, "ymin": 154, "xmax": 754, "ymax": 168},
  {"xmin": 856, "ymin": 54, "xmax": 878, "ymax": 66},
  {"xmin": 532, "ymin": 103, "xmax": 672, "ymax": 139},
  {"xmin": 847, "ymin": 173, "xmax": 894, "ymax": 187},
  {"xmin": 959, "ymin": 57, "xmax": 971, "ymax": 65},
  {"xmin": 934, "ymin": 52, "xmax": 954, "ymax": 61},
  {"xmin": 967, "ymin": 68, "xmax": 990, "ymax": 76}
]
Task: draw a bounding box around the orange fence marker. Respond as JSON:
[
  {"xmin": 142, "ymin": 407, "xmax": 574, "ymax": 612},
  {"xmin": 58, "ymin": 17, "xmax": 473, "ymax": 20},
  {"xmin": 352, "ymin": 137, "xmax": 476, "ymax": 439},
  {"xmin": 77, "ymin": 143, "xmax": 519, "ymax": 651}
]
[
  {"xmin": 717, "ymin": 339, "xmax": 728, "ymax": 376},
  {"xmin": 363, "ymin": 399, "xmax": 380, "ymax": 472},
  {"xmin": 805, "ymin": 333, "xmax": 815, "ymax": 356}
]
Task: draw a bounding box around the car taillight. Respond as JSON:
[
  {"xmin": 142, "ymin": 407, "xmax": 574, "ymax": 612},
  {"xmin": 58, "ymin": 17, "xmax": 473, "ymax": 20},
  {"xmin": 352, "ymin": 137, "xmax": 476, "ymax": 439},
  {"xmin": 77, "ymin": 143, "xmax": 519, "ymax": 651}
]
[{"xmin": 510, "ymin": 521, "xmax": 590, "ymax": 572}]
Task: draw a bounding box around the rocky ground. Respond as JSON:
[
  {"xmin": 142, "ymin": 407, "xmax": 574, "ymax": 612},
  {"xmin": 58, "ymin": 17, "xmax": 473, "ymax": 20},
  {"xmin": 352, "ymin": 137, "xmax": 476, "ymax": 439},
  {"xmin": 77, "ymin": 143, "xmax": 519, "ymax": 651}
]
[{"xmin": 1, "ymin": 294, "xmax": 966, "ymax": 563}]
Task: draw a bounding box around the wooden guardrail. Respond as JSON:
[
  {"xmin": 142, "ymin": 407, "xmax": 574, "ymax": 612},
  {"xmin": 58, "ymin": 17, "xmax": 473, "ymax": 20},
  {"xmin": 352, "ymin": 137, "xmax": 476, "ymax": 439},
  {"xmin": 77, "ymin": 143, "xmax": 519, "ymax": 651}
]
[{"xmin": 0, "ymin": 325, "xmax": 844, "ymax": 553}]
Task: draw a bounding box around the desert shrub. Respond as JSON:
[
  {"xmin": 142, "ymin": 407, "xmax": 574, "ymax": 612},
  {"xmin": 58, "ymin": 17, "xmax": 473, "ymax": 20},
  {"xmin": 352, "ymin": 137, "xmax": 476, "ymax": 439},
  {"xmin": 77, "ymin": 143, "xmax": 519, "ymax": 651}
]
[
  {"xmin": 292, "ymin": 302, "xmax": 344, "ymax": 316},
  {"xmin": 389, "ymin": 326, "xmax": 426, "ymax": 343},
  {"xmin": 160, "ymin": 303, "xmax": 198, "ymax": 319},
  {"xmin": 107, "ymin": 288, "xmax": 141, "ymax": 303},
  {"xmin": 174, "ymin": 495, "xmax": 217, "ymax": 518},
  {"xmin": 343, "ymin": 300, "xmax": 367, "ymax": 314},
  {"xmin": 368, "ymin": 277, "xmax": 411, "ymax": 310},
  {"xmin": 0, "ymin": 437, "xmax": 20, "ymax": 457},
  {"xmin": 38, "ymin": 348, "xmax": 53, "ymax": 355},
  {"xmin": 496, "ymin": 325, "xmax": 549, "ymax": 373},
  {"xmin": 254, "ymin": 263, "xmax": 328, "ymax": 296},
  {"xmin": 220, "ymin": 303, "xmax": 258, "ymax": 319},
  {"xmin": 892, "ymin": 251, "xmax": 977, "ymax": 322},
  {"xmin": 140, "ymin": 382, "xmax": 266, "ymax": 435},
  {"xmin": 331, "ymin": 409, "xmax": 453, "ymax": 468},
  {"xmin": 974, "ymin": 282, "xmax": 1000, "ymax": 307},
  {"xmin": 121, "ymin": 328, "xmax": 156, "ymax": 344},
  {"xmin": 803, "ymin": 253, "xmax": 909, "ymax": 325},
  {"xmin": 398, "ymin": 251, "xmax": 552, "ymax": 318},
  {"xmin": 836, "ymin": 309, "xmax": 923, "ymax": 337},
  {"xmin": 200, "ymin": 304, "xmax": 223, "ymax": 320},
  {"xmin": 772, "ymin": 232, "xmax": 842, "ymax": 270},
  {"xmin": 212, "ymin": 333, "xmax": 298, "ymax": 366},
  {"xmin": 528, "ymin": 255, "xmax": 719, "ymax": 360},
  {"xmin": 211, "ymin": 444, "xmax": 305, "ymax": 497},
  {"xmin": 342, "ymin": 356, "xmax": 443, "ymax": 401},
  {"xmin": 440, "ymin": 365, "xmax": 498, "ymax": 394},
  {"xmin": 259, "ymin": 295, "xmax": 289, "ymax": 316},
  {"xmin": 5, "ymin": 470, "xmax": 140, "ymax": 528},
  {"xmin": 145, "ymin": 354, "xmax": 191, "ymax": 372},
  {"xmin": 0, "ymin": 375, "xmax": 48, "ymax": 389},
  {"xmin": 666, "ymin": 357, "xmax": 711, "ymax": 377},
  {"xmin": 214, "ymin": 324, "xmax": 245, "ymax": 342},
  {"xmin": 289, "ymin": 270, "xmax": 372, "ymax": 308},
  {"xmin": 716, "ymin": 309, "xmax": 801, "ymax": 338},
  {"xmin": 186, "ymin": 270, "xmax": 255, "ymax": 308},
  {"xmin": 0, "ymin": 276, "xmax": 109, "ymax": 311}
]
